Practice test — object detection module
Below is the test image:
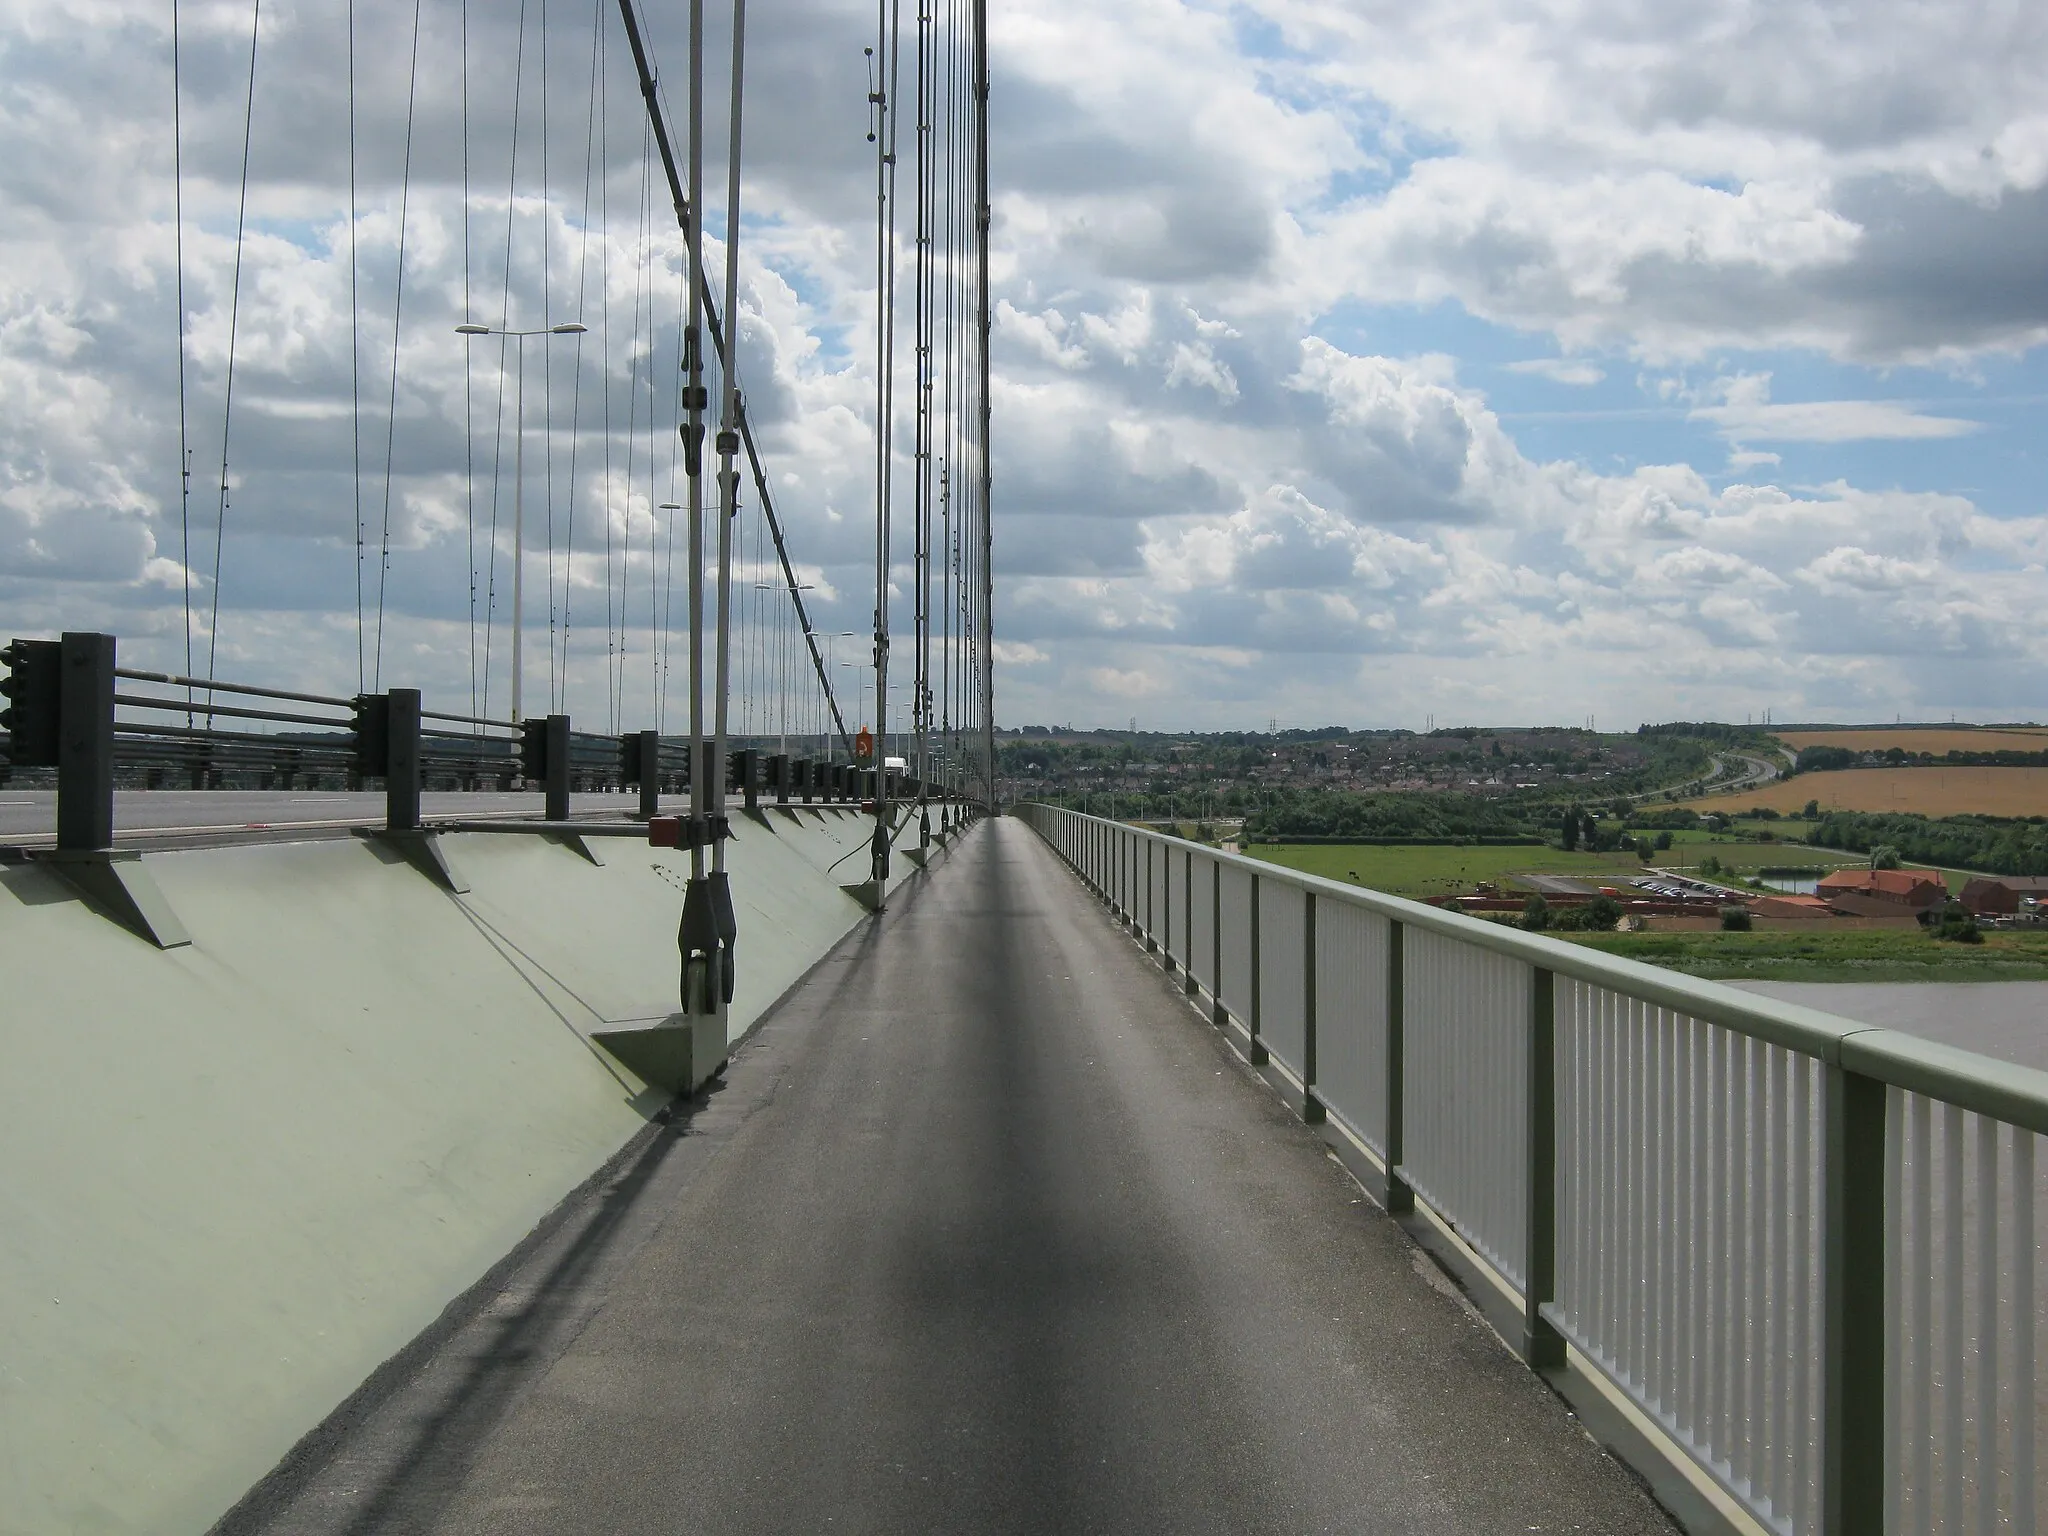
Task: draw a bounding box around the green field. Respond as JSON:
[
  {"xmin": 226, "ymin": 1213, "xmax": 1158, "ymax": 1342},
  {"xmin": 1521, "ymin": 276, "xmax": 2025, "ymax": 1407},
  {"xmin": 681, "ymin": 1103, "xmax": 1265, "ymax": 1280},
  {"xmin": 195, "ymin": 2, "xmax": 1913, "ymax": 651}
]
[
  {"xmin": 1243, "ymin": 837, "xmax": 1873, "ymax": 897},
  {"xmin": 1565, "ymin": 929, "xmax": 2048, "ymax": 982},
  {"xmin": 1245, "ymin": 841, "xmax": 1653, "ymax": 897}
]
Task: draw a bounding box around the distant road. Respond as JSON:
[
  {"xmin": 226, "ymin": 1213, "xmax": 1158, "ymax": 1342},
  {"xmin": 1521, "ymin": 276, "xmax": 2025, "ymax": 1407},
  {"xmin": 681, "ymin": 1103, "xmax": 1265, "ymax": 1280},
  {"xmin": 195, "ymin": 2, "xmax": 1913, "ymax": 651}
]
[{"xmin": 0, "ymin": 790, "xmax": 649, "ymax": 846}]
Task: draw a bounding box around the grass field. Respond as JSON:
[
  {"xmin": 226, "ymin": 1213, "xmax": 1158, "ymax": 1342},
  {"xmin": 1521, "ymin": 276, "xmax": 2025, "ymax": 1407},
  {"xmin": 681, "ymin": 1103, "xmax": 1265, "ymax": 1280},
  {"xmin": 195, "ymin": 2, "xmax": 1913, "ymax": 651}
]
[
  {"xmin": 1564, "ymin": 929, "xmax": 2048, "ymax": 982},
  {"xmin": 1245, "ymin": 836, "xmax": 1866, "ymax": 896},
  {"xmin": 1682, "ymin": 766, "xmax": 2048, "ymax": 818},
  {"xmin": 1777, "ymin": 727, "xmax": 2048, "ymax": 755}
]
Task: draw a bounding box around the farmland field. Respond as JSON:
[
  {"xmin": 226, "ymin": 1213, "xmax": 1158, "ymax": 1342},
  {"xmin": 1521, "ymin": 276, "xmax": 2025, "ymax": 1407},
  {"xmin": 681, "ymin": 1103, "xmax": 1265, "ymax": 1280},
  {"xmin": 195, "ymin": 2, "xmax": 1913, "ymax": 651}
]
[
  {"xmin": 1245, "ymin": 842, "xmax": 1648, "ymax": 897},
  {"xmin": 1776, "ymin": 727, "xmax": 2048, "ymax": 755},
  {"xmin": 1682, "ymin": 767, "xmax": 2048, "ymax": 818}
]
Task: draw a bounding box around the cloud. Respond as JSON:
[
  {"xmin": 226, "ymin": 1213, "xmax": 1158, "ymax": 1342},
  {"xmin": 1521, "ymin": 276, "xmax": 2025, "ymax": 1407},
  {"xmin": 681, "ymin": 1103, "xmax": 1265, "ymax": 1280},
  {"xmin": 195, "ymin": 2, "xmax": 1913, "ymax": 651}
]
[
  {"xmin": 1506, "ymin": 357, "xmax": 1606, "ymax": 386},
  {"xmin": 5, "ymin": 0, "xmax": 2048, "ymax": 734},
  {"xmin": 1690, "ymin": 373, "xmax": 1981, "ymax": 443}
]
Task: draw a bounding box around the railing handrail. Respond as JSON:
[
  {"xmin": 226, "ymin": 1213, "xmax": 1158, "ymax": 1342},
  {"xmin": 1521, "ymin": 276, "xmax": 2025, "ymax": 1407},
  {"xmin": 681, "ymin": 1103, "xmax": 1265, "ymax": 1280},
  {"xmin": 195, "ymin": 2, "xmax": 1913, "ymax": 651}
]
[{"xmin": 1032, "ymin": 805, "xmax": 2048, "ymax": 1136}]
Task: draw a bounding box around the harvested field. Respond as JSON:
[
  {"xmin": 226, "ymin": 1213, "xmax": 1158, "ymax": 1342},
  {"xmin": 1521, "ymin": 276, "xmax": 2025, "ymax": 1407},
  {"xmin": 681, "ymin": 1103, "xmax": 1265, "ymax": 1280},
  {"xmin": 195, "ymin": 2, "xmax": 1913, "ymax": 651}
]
[
  {"xmin": 1684, "ymin": 767, "xmax": 2048, "ymax": 817},
  {"xmin": 1777, "ymin": 727, "xmax": 2048, "ymax": 755}
]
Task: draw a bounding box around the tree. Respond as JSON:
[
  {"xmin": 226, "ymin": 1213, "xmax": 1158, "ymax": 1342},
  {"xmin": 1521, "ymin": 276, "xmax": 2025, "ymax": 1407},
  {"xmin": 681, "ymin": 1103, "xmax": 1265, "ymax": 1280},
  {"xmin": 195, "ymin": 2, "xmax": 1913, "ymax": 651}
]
[
  {"xmin": 1870, "ymin": 845, "xmax": 1901, "ymax": 870},
  {"xmin": 1522, "ymin": 894, "xmax": 1551, "ymax": 931},
  {"xmin": 1586, "ymin": 895, "xmax": 1624, "ymax": 930},
  {"xmin": 1933, "ymin": 903, "xmax": 1983, "ymax": 944},
  {"xmin": 1803, "ymin": 799, "xmax": 1820, "ymax": 819},
  {"xmin": 1654, "ymin": 830, "xmax": 1673, "ymax": 851},
  {"xmin": 1633, "ymin": 836, "xmax": 1654, "ymax": 861},
  {"xmin": 1720, "ymin": 905, "xmax": 1752, "ymax": 931},
  {"xmin": 1560, "ymin": 807, "xmax": 1580, "ymax": 851}
]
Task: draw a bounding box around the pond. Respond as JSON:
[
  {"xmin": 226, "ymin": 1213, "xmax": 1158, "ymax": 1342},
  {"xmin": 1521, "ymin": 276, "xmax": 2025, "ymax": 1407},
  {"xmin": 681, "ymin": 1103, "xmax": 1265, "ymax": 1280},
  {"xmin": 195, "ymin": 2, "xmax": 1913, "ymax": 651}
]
[{"xmin": 1758, "ymin": 875, "xmax": 1819, "ymax": 894}]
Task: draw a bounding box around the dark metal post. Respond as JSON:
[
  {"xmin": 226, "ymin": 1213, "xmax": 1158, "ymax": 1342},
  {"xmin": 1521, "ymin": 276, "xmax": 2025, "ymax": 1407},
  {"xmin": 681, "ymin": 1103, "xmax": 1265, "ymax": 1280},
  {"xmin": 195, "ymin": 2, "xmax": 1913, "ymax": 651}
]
[
  {"xmin": 1302, "ymin": 891, "xmax": 1325, "ymax": 1123},
  {"xmin": 544, "ymin": 713, "xmax": 571, "ymax": 822},
  {"xmin": 1385, "ymin": 919, "xmax": 1412, "ymax": 1211},
  {"xmin": 1247, "ymin": 872, "xmax": 1266, "ymax": 1065},
  {"xmin": 636, "ymin": 729, "xmax": 661, "ymax": 820},
  {"xmin": 1523, "ymin": 966, "xmax": 1564, "ymax": 1365},
  {"xmin": 770, "ymin": 752, "xmax": 789, "ymax": 805},
  {"xmin": 57, "ymin": 631, "xmax": 116, "ymax": 852},
  {"xmin": 1211, "ymin": 858, "xmax": 1227, "ymax": 1029},
  {"xmin": 1821, "ymin": 1064, "xmax": 1887, "ymax": 1534},
  {"xmin": 384, "ymin": 687, "xmax": 422, "ymax": 833},
  {"xmin": 1144, "ymin": 838, "xmax": 1156, "ymax": 950},
  {"xmin": 1183, "ymin": 847, "xmax": 1198, "ymax": 995},
  {"xmin": 1161, "ymin": 836, "xmax": 1174, "ymax": 973}
]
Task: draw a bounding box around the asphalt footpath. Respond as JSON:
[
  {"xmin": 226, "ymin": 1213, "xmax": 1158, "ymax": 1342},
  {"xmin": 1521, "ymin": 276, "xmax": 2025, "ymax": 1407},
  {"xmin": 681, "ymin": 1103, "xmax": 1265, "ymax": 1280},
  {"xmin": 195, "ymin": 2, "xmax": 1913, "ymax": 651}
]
[{"xmin": 222, "ymin": 815, "xmax": 1675, "ymax": 1536}]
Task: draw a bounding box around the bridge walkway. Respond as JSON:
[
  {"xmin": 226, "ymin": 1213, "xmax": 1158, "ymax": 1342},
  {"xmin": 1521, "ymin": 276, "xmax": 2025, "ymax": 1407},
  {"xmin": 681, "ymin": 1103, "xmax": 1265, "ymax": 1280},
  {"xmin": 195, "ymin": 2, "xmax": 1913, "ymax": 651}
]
[{"xmin": 230, "ymin": 817, "xmax": 1675, "ymax": 1535}]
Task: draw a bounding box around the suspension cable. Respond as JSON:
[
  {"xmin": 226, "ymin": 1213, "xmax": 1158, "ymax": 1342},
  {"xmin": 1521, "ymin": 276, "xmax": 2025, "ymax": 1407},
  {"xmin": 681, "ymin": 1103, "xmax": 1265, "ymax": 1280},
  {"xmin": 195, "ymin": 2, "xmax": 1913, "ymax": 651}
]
[
  {"xmin": 371, "ymin": 0, "xmax": 426, "ymax": 690},
  {"xmin": 205, "ymin": 0, "xmax": 263, "ymax": 704},
  {"xmin": 170, "ymin": 0, "xmax": 194, "ymax": 721}
]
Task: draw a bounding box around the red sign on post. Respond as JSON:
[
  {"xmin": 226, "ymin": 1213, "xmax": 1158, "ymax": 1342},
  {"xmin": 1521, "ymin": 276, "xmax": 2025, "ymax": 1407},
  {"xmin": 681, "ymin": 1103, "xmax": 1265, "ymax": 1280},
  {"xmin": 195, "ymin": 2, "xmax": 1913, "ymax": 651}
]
[{"xmin": 855, "ymin": 727, "xmax": 875, "ymax": 762}]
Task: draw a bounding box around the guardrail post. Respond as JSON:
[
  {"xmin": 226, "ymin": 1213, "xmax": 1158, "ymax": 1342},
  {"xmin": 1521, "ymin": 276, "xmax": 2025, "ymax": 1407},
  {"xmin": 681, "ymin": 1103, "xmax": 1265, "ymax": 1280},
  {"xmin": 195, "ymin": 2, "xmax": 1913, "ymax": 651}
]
[
  {"xmin": 1302, "ymin": 891, "xmax": 1325, "ymax": 1123},
  {"xmin": 1144, "ymin": 839, "xmax": 1157, "ymax": 951},
  {"xmin": 384, "ymin": 687, "xmax": 423, "ymax": 832},
  {"xmin": 1211, "ymin": 859, "xmax": 1227, "ymax": 1029},
  {"xmin": 1821, "ymin": 1064, "xmax": 1886, "ymax": 1535},
  {"xmin": 57, "ymin": 632, "xmax": 116, "ymax": 853},
  {"xmin": 544, "ymin": 713, "xmax": 571, "ymax": 822},
  {"xmin": 1385, "ymin": 918, "xmax": 1412, "ymax": 1212},
  {"xmin": 1161, "ymin": 838, "xmax": 1175, "ymax": 974},
  {"xmin": 1523, "ymin": 966, "xmax": 1565, "ymax": 1366},
  {"xmin": 1183, "ymin": 848, "xmax": 1197, "ymax": 995},
  {"xmin": 1247, "ymin": 871, "xmax": 1267, "ymax": 1065},
  {"xmin": 627, "ymin": 729, "xmax": 660, "ymax": 820}
]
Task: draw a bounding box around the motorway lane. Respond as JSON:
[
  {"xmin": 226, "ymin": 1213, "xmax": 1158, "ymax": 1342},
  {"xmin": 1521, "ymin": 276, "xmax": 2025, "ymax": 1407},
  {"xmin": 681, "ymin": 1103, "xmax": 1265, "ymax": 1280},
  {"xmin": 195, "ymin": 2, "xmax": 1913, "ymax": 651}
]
[
  {"xmin": 0, "ymin": 790, "xmax": 647, "ymax": 842},
  {"xmin": 229, "ymin": 816, "xmax": 1672, "ymax": 1536}
]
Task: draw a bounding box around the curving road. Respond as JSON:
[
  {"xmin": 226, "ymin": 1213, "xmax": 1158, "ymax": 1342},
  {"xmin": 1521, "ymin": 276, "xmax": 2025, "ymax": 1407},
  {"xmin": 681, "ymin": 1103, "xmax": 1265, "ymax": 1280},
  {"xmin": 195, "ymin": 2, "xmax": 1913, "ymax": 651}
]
[{"xmin": 224, "ymin": 818, "xmax": 1672, "ymax": 1536}]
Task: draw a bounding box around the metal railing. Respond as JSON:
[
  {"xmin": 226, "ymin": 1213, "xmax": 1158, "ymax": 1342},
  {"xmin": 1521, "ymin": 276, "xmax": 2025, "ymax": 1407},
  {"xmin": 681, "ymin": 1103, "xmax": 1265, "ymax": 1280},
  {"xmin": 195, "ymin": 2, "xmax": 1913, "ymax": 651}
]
[
  {"xmin": 1018, "ymin": 803, "xmax": 2045, "ymax": 1536},
  {"xmin": 1, "ymin": 632, "xmax": 948, "ymax": 849}
]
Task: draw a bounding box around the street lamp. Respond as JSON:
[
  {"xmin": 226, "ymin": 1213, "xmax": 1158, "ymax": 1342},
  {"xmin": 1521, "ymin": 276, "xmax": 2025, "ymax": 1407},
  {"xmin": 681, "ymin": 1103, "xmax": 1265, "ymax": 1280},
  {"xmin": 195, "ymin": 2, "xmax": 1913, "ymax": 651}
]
[{"xmin": 457, "ymin": 320, "xmax": 587, "ymax": 722}]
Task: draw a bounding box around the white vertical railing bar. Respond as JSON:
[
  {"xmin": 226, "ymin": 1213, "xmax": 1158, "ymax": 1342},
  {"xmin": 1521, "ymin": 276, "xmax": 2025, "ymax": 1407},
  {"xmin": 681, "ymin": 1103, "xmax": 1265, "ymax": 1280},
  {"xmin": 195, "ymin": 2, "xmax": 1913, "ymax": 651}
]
[
  {"xmin": 1975, "ymin": 1113, "xmax": 1996, "ymax": 1536},
  {"xmin": 2013, "ymin": 1131, "xmax": 2035, "ymax": 1535},
  {"xmin": 1944, "ymin": 1104, "xmax": 1965, "ymax": 1536}
]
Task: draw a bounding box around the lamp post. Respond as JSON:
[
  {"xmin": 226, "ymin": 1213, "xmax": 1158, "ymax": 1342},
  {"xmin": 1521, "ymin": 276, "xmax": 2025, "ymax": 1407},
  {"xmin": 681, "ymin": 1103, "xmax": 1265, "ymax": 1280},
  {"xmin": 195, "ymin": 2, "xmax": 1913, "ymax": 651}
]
[{"xmin": 456, "ymin": 320, "xmax": 587, "ymax": 722}]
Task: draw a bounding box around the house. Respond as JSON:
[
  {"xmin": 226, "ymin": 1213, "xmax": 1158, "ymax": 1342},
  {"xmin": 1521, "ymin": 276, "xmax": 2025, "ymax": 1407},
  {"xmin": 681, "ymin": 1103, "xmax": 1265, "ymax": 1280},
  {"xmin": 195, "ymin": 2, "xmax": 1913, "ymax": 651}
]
[
  {"xmin": 1958, "ymin": 876, "xmax": 2048, "ymax": 915},
  {"xmin": 1815, "ymin": 868, "xmax": 1947, "ymax": 912}
]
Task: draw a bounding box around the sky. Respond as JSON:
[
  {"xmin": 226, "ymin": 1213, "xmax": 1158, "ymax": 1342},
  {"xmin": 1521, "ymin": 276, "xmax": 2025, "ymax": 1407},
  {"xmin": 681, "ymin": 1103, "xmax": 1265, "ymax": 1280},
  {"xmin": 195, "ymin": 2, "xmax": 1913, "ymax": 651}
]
[{"xmin": 4, "ymin": 0, "xmax": 2048, "ymax": 733}]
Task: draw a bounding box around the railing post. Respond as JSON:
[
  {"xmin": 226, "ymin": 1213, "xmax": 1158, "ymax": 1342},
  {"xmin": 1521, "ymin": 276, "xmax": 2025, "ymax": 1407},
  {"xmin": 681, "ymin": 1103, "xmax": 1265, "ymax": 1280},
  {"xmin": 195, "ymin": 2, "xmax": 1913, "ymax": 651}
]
[
  {"xmin": 1183, "ymin": 848, "xmax": 1197, "ymax": 995},
  {"xmin": 1302, "ymin": 890, "xmax": 1325, "ymax": 1123},
  {"xmin": 384, "ymin": 687, "xmax": 422, "ymax": 833},
  {"xmin": 1385, "ymin": 918, "xmax": 1412, "ymax": 1212},
  {"xmin": 633, "ymin": 729, "xmax": 661, "ymax": 820},
  {"xmin": 1247, "ymin": 871, "xmax": 1267, "ymax": 1065},
  {"xmin": 1821, "ymin": 1063, "xmax": 1887, "ymax": 1535},
  {"xmin": 1145, "ymin": 838, "xmax": 1157, "ymax": 951},
  {"xmin": 1523, "ymin": 966, "xmax": 1565, "ymax": 1366},
  {"xmin": 1211, "ymin": 858, "xmax": 1227, "ymax": 1029},
  {"xmin": 1161, "ymin": 836, "xmax": 1175, "ymax": 973},
  {"xmin": 56, "ymin": 632, "xmax": 116, "ymax": 853},
  {"xmin": 544, "ymin": 713, "xmax": 571, "ymax": 822}
]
